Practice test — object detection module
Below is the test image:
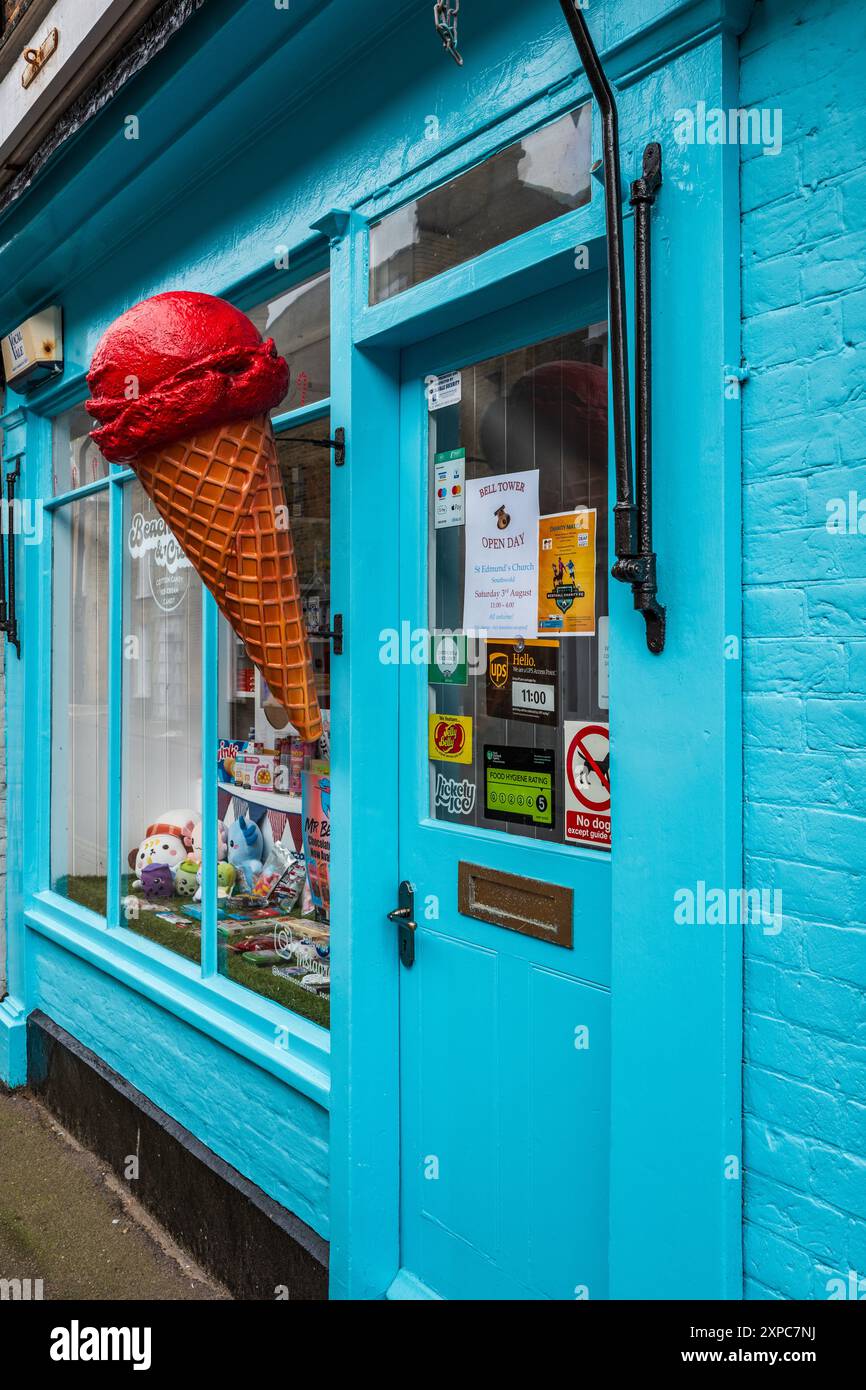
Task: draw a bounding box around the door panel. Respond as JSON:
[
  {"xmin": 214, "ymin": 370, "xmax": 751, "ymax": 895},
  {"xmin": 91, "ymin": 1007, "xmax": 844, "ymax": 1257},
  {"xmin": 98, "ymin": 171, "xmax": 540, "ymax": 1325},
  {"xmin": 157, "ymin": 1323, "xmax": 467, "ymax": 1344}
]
[{"xmin": 398, "ymin": 288, "xmax": 611, "ymax": 1300}]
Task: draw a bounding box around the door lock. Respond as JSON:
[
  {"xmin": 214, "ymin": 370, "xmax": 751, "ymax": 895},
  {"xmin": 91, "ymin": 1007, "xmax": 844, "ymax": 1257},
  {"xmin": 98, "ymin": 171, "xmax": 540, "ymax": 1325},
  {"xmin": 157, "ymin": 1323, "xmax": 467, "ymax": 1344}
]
[{"xmin": 387, "ymin": 880, "xmax": 417, "ymax": 968}]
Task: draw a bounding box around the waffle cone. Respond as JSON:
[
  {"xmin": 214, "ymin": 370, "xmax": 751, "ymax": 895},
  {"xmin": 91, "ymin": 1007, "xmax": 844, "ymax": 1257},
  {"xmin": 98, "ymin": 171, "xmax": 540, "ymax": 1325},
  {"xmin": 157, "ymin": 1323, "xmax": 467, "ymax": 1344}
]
[{"xmin": 133, "ymin": 414, "xmax": 323, "ymax": 742}]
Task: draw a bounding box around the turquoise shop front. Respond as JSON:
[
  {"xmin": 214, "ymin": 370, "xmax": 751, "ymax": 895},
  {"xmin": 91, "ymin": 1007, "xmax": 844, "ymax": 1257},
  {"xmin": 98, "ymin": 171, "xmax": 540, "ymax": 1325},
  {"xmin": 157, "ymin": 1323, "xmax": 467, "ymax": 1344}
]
[{"xmin": 0, "ymin": 0, "xmax": 747, "ymax": 1299}]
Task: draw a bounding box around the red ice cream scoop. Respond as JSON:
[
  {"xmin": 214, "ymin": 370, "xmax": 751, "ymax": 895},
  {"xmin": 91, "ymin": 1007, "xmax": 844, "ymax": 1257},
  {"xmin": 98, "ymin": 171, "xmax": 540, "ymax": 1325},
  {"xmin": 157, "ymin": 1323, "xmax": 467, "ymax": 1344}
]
[{"xmin": 86, "ymin": 291, "xmax": 289, "ymax": 462}]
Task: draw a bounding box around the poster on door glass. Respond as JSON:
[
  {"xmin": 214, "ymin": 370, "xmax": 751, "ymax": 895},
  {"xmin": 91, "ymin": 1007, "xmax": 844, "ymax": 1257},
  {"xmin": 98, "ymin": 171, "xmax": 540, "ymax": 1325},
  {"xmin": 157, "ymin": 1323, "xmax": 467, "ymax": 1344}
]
[{"xmin": 427, "ymin": 325, "xmax": 610, "ymax": 847}]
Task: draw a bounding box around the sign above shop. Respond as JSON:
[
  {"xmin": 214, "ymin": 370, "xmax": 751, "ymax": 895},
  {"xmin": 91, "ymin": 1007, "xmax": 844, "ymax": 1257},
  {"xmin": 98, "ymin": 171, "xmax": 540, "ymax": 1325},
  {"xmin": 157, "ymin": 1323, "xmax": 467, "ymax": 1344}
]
[{"xmin": 1, "ymin": 305, "xmax": 63, "ymax": 391}]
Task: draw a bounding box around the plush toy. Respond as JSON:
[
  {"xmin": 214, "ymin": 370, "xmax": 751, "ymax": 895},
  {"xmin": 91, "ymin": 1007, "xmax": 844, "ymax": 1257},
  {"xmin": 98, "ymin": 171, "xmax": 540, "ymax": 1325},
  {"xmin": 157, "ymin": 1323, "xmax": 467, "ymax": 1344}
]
[
  {"xmin": 184, "ymin": 817, "xmax": 228, "ymax": 866},
  {"xmin": 193, "ymin": 860, "xmax": 237, "ymax": 902},
  {"xmin": 129, "ymin": 810, "xmax": 197, "ymax": 889},
  {"xmin": 174, "ymin": 859, "xmax": 199, "ymax": 897},
  {"xmin": 138, "ymin": 863, "xmax": 175, "ymax": 899},
  {"xmin": 226, "ymin": 815, "xmax": 264, "ymax": 891}
]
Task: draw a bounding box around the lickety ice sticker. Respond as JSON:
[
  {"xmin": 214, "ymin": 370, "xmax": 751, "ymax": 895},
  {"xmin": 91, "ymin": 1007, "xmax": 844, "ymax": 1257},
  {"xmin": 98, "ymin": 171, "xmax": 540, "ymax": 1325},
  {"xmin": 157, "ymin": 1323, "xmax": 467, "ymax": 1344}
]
[{"xmin": 434, "ymin": 773, "xmax": 476, "ymax": 817}]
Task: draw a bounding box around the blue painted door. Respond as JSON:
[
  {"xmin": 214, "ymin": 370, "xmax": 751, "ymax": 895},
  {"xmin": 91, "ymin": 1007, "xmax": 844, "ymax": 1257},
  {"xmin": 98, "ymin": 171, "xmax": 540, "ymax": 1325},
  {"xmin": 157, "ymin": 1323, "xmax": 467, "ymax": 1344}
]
[{"xmin": 397, "ymin": 285, "xmax": 612, "ymax": 1300}]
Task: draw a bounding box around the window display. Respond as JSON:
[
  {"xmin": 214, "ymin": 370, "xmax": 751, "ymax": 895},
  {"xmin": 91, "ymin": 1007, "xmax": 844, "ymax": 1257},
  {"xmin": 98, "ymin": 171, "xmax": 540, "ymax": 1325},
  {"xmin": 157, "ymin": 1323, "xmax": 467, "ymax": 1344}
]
[
  {"xmin": 212, "ymin": 417, "xmax": 332, "ymax": 1027},
  {"xmin": 120, "ymin": 479, "xmax": 203, "ymax": 959},
  {"xmin": 427, "ymin": 325, "xmax": 610, "ymax": 846},
  {"xmin": 50, "ymin": 492, "xmax": 110, "ymax": 911}
]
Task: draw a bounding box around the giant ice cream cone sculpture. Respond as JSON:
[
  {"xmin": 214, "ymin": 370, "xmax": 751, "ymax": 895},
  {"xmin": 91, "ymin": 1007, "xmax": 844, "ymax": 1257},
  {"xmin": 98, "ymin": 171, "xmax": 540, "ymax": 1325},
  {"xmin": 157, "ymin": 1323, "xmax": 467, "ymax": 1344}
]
[{"xmin": 86, "ymin": 292, "xmax": 322, "ymax": 741}]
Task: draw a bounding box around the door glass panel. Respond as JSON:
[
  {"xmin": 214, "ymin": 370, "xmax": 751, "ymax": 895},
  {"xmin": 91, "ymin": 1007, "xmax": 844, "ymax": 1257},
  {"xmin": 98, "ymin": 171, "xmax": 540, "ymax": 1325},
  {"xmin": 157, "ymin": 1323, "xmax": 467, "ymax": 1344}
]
[
  {"xmin": 427, "ymin": 325, "xmax": 610, "ymax": 848},
  {"xmin": 212, "ymin": 416, "xmax": 332, "ymax": 1027},
  {"xmin": 120, "ymin": 479, "xmax": 203, "ymax": 960},
  {"xmin": 370, "ymin": 105, "xmax": 591, "ymax": 303},
  {"xmin": 51, "ymin": 492, "xmax": 110, "ymax": 911}
]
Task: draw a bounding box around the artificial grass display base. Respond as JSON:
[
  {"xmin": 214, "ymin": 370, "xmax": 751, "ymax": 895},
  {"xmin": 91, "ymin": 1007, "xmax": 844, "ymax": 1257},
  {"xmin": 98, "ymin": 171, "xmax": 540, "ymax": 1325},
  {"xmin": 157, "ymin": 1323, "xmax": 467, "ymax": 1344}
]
[{"xmin": 57, "ymin": 876, "xmax": 330, "ymax": 1030}]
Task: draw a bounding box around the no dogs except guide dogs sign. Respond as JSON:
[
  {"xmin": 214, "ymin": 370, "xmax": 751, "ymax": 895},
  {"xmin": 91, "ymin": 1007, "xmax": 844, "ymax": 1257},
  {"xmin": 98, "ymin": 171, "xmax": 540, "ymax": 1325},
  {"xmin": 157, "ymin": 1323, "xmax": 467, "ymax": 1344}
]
[{"xmin": 564, "ymin": 720, "xmax": 610, "ymax": 850}]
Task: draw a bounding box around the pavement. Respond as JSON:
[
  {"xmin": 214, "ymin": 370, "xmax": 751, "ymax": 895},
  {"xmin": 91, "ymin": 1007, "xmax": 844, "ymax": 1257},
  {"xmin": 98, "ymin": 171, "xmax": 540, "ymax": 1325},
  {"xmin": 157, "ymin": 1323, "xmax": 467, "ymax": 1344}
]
[{"xmin": 0, "ymin": 1084, "xmax": 230, "ymax": 1300}]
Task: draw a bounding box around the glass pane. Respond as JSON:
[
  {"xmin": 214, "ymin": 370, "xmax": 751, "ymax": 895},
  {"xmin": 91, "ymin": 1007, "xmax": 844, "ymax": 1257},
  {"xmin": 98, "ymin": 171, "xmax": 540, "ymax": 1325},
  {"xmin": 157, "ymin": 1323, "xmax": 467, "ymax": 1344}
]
[
  {"xmin": 211, "ymin": 416, "xmax": 332, "ymax": 1027},
  {"xmin": 51, "ymin": 492, "xmax": 110, "ymax": 911},
  {"xmin": 426, "ymin": 324, "xmax": 610, "ymax": 849},
  {"xmin": 370, "ymin": 105, "xmax": 591, "ymax": 303},
  {"xmin": 52, "ymin": 402, "xmax": 110, "ymax": 495},
  {"xmin": 120, "ymin": 479, "xmax": 203, "ymax": 960},
  {"xmin": 245, "ymin": 270, "xmax": 330, "ymax": 415}
]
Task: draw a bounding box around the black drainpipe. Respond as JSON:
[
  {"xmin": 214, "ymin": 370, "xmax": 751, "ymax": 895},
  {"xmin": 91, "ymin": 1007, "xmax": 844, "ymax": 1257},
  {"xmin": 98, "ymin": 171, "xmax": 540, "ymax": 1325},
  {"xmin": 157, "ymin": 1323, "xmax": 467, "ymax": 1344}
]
[{"xmin": 559, "ymin": 0, "xmax": 666, "ymax": 653}]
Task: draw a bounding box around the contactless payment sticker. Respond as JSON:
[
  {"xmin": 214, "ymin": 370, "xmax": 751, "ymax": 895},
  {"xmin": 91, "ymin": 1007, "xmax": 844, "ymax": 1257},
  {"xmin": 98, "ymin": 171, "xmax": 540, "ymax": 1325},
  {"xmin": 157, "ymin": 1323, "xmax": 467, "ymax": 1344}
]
[{"xmin": 433, "ymin": 449, "xmax": 465, "ymax": 529}]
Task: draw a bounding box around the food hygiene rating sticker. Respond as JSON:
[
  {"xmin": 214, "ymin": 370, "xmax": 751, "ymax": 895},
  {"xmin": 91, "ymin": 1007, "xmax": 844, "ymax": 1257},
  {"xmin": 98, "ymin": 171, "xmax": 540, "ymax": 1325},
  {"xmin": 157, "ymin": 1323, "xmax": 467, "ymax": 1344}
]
[{"xmin": 484, "ymin": 745, "xmax": 555, "ymax": 827}]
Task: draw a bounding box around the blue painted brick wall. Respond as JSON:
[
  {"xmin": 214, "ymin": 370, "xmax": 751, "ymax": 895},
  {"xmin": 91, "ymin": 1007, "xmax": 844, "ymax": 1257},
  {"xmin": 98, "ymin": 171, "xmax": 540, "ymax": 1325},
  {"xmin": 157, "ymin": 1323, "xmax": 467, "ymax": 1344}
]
[{"xmin": 741, "ymin": 0, "xmax": 866, "ymax": 1301}]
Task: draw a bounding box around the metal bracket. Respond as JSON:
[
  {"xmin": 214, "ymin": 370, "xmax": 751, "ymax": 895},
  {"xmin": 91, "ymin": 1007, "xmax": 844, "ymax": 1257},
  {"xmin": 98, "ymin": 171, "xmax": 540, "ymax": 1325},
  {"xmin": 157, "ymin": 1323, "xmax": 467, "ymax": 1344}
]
[
  {"xmin": 1, "ymin": 458, "xmax": 21, "ymax": 657},
  {"xmin": 560, "ymin": 2, "xmax": 666, "ymax": 654},
  {"xmin": 307, "ymin": 612, "xmax": 343, "ymax": 655},
  {"xmin": 22, "ymin": 28, "xmax": 59, "ymax": 89},
  {"xmin": 281, "ymin": 426, "xmax": 344, "ymax": 465}
]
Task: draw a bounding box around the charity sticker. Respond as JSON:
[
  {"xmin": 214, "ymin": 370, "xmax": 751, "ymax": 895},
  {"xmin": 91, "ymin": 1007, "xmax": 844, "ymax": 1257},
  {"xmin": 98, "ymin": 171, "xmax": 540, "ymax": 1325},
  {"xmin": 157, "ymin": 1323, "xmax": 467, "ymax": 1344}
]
[
  {"xmin": 426, "ymin": 370, "xmax": 462, "ymax": 410},
  {"xmin": 564, "ymin": 720, "xmax": 610, "ymax": 849},
  {"xmin": 429, "ymin": 713, "xmax": 473, "ymax": 764},
  {"xmin": 433, "ymin": 449, "xmax": 465, "ymax": 529},
  {"xmin": 538, "ymin": 508, "xmax": 597, "ymax": 635},
  {"xmin": 484, "ymin": 745, "xmax": 555, "ymax": 827},
  {"xmin": 428, "ymin": 631, "xmax": 468, "ymax": 686},
  {"xmin": 485, "ymin": 639, "xmax": 558, "ymax": 725}
]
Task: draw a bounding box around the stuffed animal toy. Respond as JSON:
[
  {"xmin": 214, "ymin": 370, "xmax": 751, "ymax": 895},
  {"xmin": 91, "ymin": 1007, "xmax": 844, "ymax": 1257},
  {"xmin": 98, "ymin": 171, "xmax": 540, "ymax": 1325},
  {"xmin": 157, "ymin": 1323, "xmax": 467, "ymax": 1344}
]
[
  {"xmin": 193, "ymin": 860, "xmax": 238, "ymax": 902},
  {"xmin": 138, "ymin": 863, "xmax": 175, "ymax": 899},
  {"xmin": 184, "ymin": 817, "xmax": 228, "ymax": 866},
  {"xmin": 174, "ymin": 860, "xmax": 199, "ymax": 897},
  {"xmin": 226, "ymin": 815, "xmax": 264, "ymax": 891},
  {"xmin": 129, "ymin": 810, "xmax": 197, "ymax": 889}
]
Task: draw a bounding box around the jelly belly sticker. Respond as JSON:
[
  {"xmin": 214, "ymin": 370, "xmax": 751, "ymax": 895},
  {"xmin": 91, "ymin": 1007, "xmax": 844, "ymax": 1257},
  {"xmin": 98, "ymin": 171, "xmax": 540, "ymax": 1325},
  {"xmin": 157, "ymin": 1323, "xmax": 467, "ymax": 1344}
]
[
  {"xmin": 485, "ymin": 639, "xmax": 558, "ymax": 726},
  {"xmin": 484, "ymin": 745, "xmax": 555, "ymax": 827},
  {"xmin": 538, "ymin": 508, "xmax": 596, "ymax": 635},
  {"xmin": 426, "ymin": 370, "xmax": 462, "ymax": 410},
  {"xmin": 428, "ymin": 631, "xmax": 468, "ymax": 686},
  {"xmin": 463, "ymin": 469, "xmax": 539, "ymax": 637},
  {"xmin": 429, "ymin": 713, "xmax": 473, "ymax": 764},
  {"xmin": 564, "ymin": 720, "xmax": 610, "ymax": 850},
  {"xmin": 433, "ymin": 449, "xmax": 465, "ymax": 529}
]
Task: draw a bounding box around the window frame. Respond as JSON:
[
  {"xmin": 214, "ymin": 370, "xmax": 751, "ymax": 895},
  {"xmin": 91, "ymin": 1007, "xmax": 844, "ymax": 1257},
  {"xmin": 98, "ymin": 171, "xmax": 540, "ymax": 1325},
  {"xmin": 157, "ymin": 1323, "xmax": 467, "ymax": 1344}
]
[{"xmin": 29, "ymin": 256, "xmax": 334, "ymax": 1095}]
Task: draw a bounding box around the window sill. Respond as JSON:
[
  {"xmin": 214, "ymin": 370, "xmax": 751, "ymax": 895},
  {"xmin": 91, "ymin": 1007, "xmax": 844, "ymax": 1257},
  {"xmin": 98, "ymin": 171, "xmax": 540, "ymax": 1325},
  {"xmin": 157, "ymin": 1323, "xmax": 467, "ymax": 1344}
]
[{"xmin": 25, "ymin": 890, "xmax": 331, "ymax": 1107}]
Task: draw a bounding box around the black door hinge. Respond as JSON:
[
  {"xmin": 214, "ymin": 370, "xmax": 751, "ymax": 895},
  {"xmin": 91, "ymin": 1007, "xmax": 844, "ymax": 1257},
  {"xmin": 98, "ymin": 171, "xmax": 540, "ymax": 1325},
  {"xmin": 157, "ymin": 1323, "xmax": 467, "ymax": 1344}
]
[{"xmin": 307, "ymin": 612, "xmax": 343, "ymax": 654}]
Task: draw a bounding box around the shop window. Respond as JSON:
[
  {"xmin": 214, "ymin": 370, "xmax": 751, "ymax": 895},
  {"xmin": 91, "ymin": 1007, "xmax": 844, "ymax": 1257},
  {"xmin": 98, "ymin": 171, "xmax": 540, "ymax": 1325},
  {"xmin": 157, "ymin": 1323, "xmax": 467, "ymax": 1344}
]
[
  {"xmin": 427, "ymin": 325, "xmax": 610, "ymax": 848},
  {"xmin": 50, "ymin": 491, "xmax": 110, "ymax": 911},
  {"xmin": 369, "ymin": 104, "xmax": 591, "ymax": 304},
  {"xmin": 52, "ymin": 402, "xmax": 110, "ymax": 495},
  {"xmin": 120, "ymin": 479, "xmax": 203, "ymax": 960},
  {"xmin": 212, "ymin": 416, "xmax": 332, "ymax": 1028},
  {"xmin": 245, "ymin": 270, "xmax": 330, "ymax": 416}
]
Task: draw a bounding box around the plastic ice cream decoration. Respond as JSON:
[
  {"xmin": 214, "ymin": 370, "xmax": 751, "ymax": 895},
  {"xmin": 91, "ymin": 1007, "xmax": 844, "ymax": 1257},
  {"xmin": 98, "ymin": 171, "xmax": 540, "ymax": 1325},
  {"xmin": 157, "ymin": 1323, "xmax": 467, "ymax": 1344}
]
[{"xmin": 86, "ymin": 291, "xmax": 322, "ymax": 741}]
